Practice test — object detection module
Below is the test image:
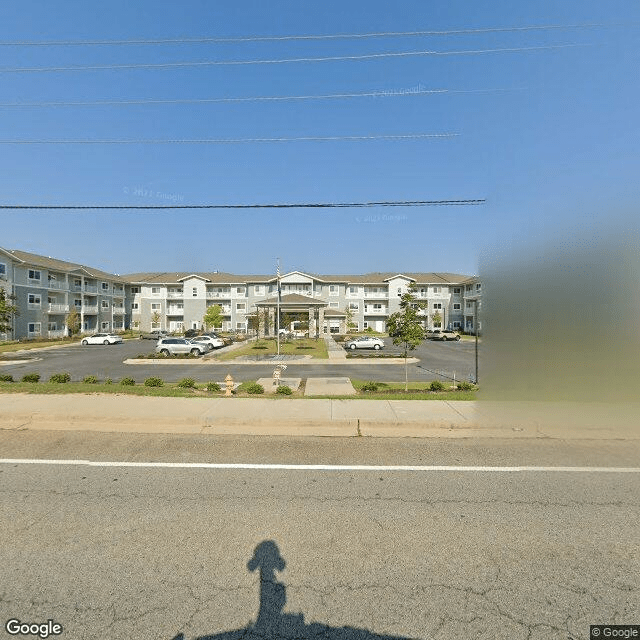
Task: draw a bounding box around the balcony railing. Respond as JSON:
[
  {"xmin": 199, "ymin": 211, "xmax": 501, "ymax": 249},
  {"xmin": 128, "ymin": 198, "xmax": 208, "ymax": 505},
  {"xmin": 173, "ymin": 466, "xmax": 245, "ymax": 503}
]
[
  {"xmin": 206, "ymin": 292, "xmax": 231, "ymax": 298},
  {"xmin": 112, "ymin": 307, "xmax": 125, "ymax": 314},
  {"xmin": 364, "ymin": 307, "xmax": 387, "ymax": 314},
  {"xmin": 47, "ymin": 330, "xmax": 65, "ymax": 339},
  {"xmin": 363, "ymin": 292, "xmax": 388, "ymax": 299},
  {"xmin": 47, "ymin": 303, "xmax": 69, "ymax": 313},
  {"xmin": 167, "ymin": 292, "xmax": 184, "ymax": 298},
  {"xmin": 84, "ymin": 285, "xmax": 98, "ymax": 294},
  {"xmin": 82, "ymin": 306, "xmax": 98, "ymax": 314},
  {"xmin": 167, "ymin": 308, "xmax": 184, "ymax": 315},
  {"xmin": 27, "ymin": 331, "xmax": 42, "ymax": 338},
  {"xmin": 47, "ymin": 280, "xmax": 66, "ymax": 290}
]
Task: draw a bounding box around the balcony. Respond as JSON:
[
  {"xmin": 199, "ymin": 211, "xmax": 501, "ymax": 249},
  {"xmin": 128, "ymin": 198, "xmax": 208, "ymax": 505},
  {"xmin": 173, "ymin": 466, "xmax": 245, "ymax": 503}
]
[
  {"xmin": 363, "ymin": 292, "xmax": 388, "ymax": 299},
  {"xmin": 364, "ymin": 307, "xmax": 387, "ymax": 315},
  {"xmin": 47, "ymin": 280, "xmax": 66, "ymax": 291},
  {"xmin": 47, "ymin": 303, "xmax": 69, "ymax": 314},
  {"xmin": 82, "ymin": 306, "xmax": 98, "ymax": 314},
  {"xmin": 167, "ymin": 292, "xmax": 184, "ymax": 299},
  {"xmin": 112, "ymin": 306, "xmax": 125, "ymax": 315},
  {"xmin": 167, "ymin": 308, "xmax": 184, "ymax": 315},
  {"xmin": 84, "ymin": 285, "xmax": 98, "ymax": 294},
  {"xmin": 206, "ymin": 291, "xmax": 231, "ymax": 299}
]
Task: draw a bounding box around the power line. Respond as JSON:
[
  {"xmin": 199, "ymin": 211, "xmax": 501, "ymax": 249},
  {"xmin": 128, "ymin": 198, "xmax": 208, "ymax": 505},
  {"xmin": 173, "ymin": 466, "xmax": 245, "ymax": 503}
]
[
  {"xmin": 0, "ymin": 199, "xmax": 486, "ymax": 211},
  {"xmin": 0, "ymin": 44, "xmax": 587, "ymax": 73},
  {"xmin": 0, "ymin": 133, "xmax": 459, "ymax": 145},
  {"xmin": 0, "ymin": 22, "xmax": 624, "ymax": 46},
  {"xmin": 0, "ymin": 87, "xmax": 525, "ymax": 109}
]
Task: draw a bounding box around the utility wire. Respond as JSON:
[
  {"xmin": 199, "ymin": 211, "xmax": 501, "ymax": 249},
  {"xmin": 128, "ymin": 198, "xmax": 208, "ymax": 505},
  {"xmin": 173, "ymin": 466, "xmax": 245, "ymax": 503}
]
[
  {"xmin": 0, "ymin": 200, "xmax": 486, "ymax": 211},
  {"xmin": 0, "ymin": 44, "xmax": 587, "ymax": 73},
  {"xmin": 0, "ymin": 133, "xmax": 459, "ymax": 145},
  {"xmin": 0, "ymin": 22, "xmax": 624, "ymax": 46},
  {"xmin": 0, "ymin": 87, "xmax": 524, "ymax": 109}
]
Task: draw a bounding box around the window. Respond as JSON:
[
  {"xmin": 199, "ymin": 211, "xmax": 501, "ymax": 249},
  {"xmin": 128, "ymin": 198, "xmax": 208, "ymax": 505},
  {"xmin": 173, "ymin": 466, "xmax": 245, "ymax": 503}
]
[
  {"xmin": 192, "ymin": 287, "xmax": 198, "ymax": 297},
  {"xmin": 28, "ymin": 293, "xmax": 41, "ymax": 307},
  {"xmin": 236, "ymin": 322, "xmax": 246, "ymax": 331},
  {"xmin": 433, "ymin": 303, "xmax": 442, "ymax": 310},
  {"xmin": 151, "ymin": 321, "xmax": 160, "ymax": 330},
  {"xmin": 74, "ymin": 279, "xmax": 82, "ymax": 288},
  {"xmin": 151, "ymin": 287, "xmax": 160, "ymax": 295},
  {"xmin": 349, "ymin": 302, "xmax": 359, "ymax": 312},
  {"xmin": 419, "ymin": 288, "xmax": 427, "ymax": 296},
  {"xmin": 329, "ymin": 285, "xmax": 338, "ymax": 296},
  {"xmin": 28, "ymin": 269, "xmax": 41, "ymax": 281},
  {"xmin": 131, "ymin": 303, "xmax": 139, "ymax": 311},
  {"xmin": 236, "ymin": 287, "xmax": 245, "ymax": 295},
  {"xmin": 476, "ymin": 283, "xmax": 482, "ymax": 291},
  {"xmin": 74, "ymin": 299, "xmax": 82, "ymax": 308},
  {"xmin": 28, "ymin": 322, "xmax": 41, "ymax": 335},
  {"xmin": 453, "ymin": 321, "xmax": 461, "ymax": 328},
  {"xmin": 0, "ymin": 263, "xmax": 6, "ymax": 276},
  {"xmin": 101, "ymin": 282, "xmax": 109, "ymax": 291},
  {"xmin": 349, "ymin": 286, "xmax": 357, "ymax": 295},
  {"xmin": 433, "ymin": 287, "xmax": 440, "ymax": 294},
  {"xmin": 372, "ymin": 303, "xmax": 383, "ymax": 311},
  {"xmin": 48, "ymin": 322, "xmax": 57, "ymax": 331},
  {"xmin": 101, "ymin": 300, "xmax": 109, "ymax": 309},
  {"xmin": 254, "ymin": 285, "xmax": 264, "ymax": 295},
  {"xmin": 453, "ymin": 303, "xmax": 461, "ymax": 310},
  {"xmin": 363, "ymin": 321, "xmax": 369, "ymax": 329},
  {"xmin": 453, "ymin": 287, "xmax": 461, "ymax": 294},
  {"xmin": 101, "ymin": 321, "xmax": 110, "ymax": 330},
  {"xmin": 130, "ymin": 287, "xmax": 140, "ymax": 294},
  {"xmin": 329, "ymin": 302, "xmax": 339, "ymax": 309},
  {"xmin": 236, "ymin": 303, "xmax": 246, "ymax": 312},
  {"xmin": 151, "ymin": 303, "xmax": 161, "ymax": 311}
]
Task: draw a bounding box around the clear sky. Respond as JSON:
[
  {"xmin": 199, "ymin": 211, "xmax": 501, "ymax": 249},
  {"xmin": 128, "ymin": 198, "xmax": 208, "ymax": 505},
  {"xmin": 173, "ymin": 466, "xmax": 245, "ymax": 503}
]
[{"xmin": 0, "ymin": 1, "xmax": 638, "ymax": 277}]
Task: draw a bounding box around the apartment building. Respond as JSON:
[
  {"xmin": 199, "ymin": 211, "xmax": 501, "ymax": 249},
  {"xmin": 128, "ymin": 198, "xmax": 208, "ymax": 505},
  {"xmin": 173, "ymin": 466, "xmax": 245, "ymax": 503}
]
[
  {"xmin": 0, "ymin": 248, "xmax": 127, "ymax": 340},
  {"xmin": 0, "ymin": 247, "xmax": 482, "ymax": 340}
]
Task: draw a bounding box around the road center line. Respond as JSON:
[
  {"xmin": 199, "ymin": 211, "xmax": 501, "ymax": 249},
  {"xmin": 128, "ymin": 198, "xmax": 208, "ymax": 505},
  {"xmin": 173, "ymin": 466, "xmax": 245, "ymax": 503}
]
[{"xmin": 1, "ymin": 459, "xmax": 639, "ymax": 473}]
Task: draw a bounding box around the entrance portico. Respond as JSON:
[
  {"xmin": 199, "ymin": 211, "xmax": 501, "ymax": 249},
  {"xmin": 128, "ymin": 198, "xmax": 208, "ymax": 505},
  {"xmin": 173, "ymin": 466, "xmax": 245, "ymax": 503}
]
[{"xmin": 252, "ymin": 293, "xmax": 329, "ymax": 338}]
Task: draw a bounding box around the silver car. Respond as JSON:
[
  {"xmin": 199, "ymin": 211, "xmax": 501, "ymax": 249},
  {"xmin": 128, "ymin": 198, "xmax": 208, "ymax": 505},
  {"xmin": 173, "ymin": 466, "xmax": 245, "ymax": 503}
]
[
  {"xmin": 155, "ymin": 338, "xmax": 206, "ymax": 356},
  {"xmin": 190, "ymin": 335, "xmax": 225, "ymax": 350},
  {"xmin": 344, "ymin": 336, "xmax": 385, "ymax": 351}
]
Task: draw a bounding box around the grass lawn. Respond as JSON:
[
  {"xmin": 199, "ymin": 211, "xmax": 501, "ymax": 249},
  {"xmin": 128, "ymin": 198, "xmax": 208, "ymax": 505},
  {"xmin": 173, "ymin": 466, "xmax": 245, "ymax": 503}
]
[
  {"xmin": 215, "ymin": 337, "xmax": 328, "ymax": 361},
  {"xmin": 0, "ymin": 338, "xmax": 81, "ymax": 354}
]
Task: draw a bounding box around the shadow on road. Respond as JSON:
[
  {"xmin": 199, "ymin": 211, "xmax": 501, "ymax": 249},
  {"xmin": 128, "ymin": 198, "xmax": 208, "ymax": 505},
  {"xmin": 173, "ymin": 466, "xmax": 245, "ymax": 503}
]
[{"xmin": 170, "ymin": 540, "xmax": 416, "ymax": 640}]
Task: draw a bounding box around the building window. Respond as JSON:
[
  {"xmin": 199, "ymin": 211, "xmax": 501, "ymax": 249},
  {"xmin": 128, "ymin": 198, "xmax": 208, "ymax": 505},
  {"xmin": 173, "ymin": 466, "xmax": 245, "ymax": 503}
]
[
  {"xmin": 236, "ymin": 287, "xmax": 245, "ymax": 295},
  {"xmin": 349, "ymin": 302, "xmax": 359, "ymax": 312},
  {"xmin": 48, "ymin": 322, "xmax": 57, "ymax": 331},
  {"xmin": 192, "ymin": 287, "xmax": 198, "ymax": 297},
  {"xmin": 28, "ymin": 293, "xmax": 41, "ymax": 307},
  {"xmin": 453, "ymin": 303, "xmax": 461, "ymax": 310},
  {"xmin": 101, "ymin": 300, "xmax": 109, "ymax": 309},
  {"xmin": 476, "ymin": 283, "xmax": 482, "ymax": 291},
  {"xmin": 363, "ymin": 321, "xmax": 369, "ymax": 329},
  {"xmin": 453, "ymin": 321, "xmax": 461, "ymax": 328},
  {"xmin": 372, "ymin": 303, "xmax": 383, "ymax": 311},
  {"xmin": 74, "ymin": 299, "xmax": 82, "ymax": 308},
  {"xmin": 28, "ymin": 322, "xmax": 41, "ymax": 335},
  {"xmin": 329, "ymin": 285, "xmax": 338, "ymax": 296},
  {"xmin": 101, "ymin": 282, "xmax": 109, "ymax": 291},
  {"xmin": 151, "ymin": 287, "xmax": 160, "ymax": 295},
  {"xmin": 236, "ymin": 322, "xmax": 246, "ymax": 331},
  {"xmin": 236, "ymin": 303, "xmax": 246, "ymax": 312},
  {"xmin": 101, "ymin": 321, "xmax": 110, "ymax": 330},
  {"xmin": 130, "ymin": 287, "xmax": 140, "ymax": 294},
  {"xmin": 349, "ymin": 286, "xmax": 357, "ymax": 295},
  {"xmin": 151, "ymin": 303, "xmax": 161, "ymax": 311},
  {"xmin": 254, "ymin": 285, "xmax": 264, "ymax": 295},
  {"xmin": 433, "ymin": 303, "xmax": 442, "ymax": 310},
  {"xmin": 28, "ymin": 269, "xmax": 41, "ymax": 281},
  {"xmin": 151, "ymin": 321, "xmax": 160, "ymax": 330},
  {"xmin": 329, "ymin": 302, "xmax": 339, "ymax": 309},
  {"xmin": 453, "ymin": 287, "xmax": 461, "ymax": 294},
  {"xmin": 433, "ymin": 287, "xmax": 440, "ymax": 294},
  {"xmin": 0, "ymin": 263, "xmax": 6, "ymax": 276},
  {"xmin": 131, "ymin": 303, "xmax": 139, "ymax": 311}
]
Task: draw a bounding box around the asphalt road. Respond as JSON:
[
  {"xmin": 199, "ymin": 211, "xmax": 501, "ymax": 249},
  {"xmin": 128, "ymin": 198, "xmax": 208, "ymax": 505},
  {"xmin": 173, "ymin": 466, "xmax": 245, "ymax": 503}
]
[
  {"xmin": 1, "ymin": 338, "xmax": 479, "ymax": 383},
  {"xmin": 0, "ymin": 432, "xmax": 637, "ymax": 640}
]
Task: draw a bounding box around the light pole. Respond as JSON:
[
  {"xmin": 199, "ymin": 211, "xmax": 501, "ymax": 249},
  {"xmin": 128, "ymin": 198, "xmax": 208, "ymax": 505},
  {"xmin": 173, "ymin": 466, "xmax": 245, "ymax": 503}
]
[
  {"xmin": 276, "ymin": 258, "xmax": 281, "ymax": 356},
  {"xmin": 474, "ymin": 298, "xmax": 479, "ymax": 384}
]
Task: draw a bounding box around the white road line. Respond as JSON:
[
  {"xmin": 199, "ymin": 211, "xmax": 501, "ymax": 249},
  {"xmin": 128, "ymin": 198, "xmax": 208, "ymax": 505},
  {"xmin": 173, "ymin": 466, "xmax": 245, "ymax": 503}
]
[{"xmin": 0, "ymin": 459, "xmax": 639, "ymax": 473}]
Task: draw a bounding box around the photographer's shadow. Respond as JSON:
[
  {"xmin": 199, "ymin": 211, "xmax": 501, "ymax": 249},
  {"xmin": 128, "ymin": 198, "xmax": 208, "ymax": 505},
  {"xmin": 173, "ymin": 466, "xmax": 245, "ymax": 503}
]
[{"xmin": 171, "ymin": 540, "xmax": 415, "ymax": 640}]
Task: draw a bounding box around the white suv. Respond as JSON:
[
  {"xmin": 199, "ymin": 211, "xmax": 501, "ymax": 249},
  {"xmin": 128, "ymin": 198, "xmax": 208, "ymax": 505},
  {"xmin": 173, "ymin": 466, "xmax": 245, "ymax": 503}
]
[
  {"xmin": 190, "ymin": 335, "xmax": 225, "ymax": 350},
  {"xmin": 155, "ymin": 338, "xmax": 206, "ymax": 356}
]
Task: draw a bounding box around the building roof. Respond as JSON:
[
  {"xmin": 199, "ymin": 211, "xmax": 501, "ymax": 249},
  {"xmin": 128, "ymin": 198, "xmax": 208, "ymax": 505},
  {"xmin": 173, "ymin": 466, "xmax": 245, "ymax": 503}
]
[
  {"xmin": 2, "ymin": 248, "xmax": 124, "ymax": 282},
  {"xmin": 255, "ymin": 293, "xmax": 328, "ymax": 306}
]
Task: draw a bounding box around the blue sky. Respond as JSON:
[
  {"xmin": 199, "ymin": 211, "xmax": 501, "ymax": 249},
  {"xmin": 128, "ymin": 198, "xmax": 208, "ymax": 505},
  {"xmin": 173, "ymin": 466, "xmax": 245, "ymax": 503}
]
[{"xmin": 1, "ymin": 0, "xmax": 638, "ymax": 276}]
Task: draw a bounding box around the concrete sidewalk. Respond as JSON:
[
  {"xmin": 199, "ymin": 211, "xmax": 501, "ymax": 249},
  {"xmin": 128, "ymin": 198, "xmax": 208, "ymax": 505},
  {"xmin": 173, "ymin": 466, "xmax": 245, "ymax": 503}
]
[{"xmin": 1, "ymin": 393, "xmax": 638, "ymax": 440}]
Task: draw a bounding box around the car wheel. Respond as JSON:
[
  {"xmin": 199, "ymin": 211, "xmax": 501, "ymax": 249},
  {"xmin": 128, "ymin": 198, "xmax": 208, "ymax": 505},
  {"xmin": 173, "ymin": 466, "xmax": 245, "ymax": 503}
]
[
  {"xmin": 191, "ymin": 348, "xmax": 201, "ymax": 356},
  {"xmin": 81, "ymin": 339, "xmax": 88, "ymax": 345},
  {"xmin": 455, "ymin": 336, "xmax": 460, "ymax": 341},
  {"xmin": 373, "ymin": 344, "xmax": 381, "ymax": 350},
  {"xmin": 160, "ymin": 349, "xmax": 170, "ymax": 356},
  {"xmin": 103, "ymin": 340, "xmax": 109, "ymax": 345},
  {"xmin": 350, "ymin": 344, "xmax": 356, "ymax": 350}
]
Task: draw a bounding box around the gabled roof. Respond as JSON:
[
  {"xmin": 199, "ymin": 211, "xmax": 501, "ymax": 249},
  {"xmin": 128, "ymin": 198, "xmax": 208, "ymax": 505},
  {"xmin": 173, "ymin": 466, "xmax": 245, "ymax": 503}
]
[
  {"xmin": 177, "ymin": 274, "xmax": 211, "ymax": 283},
  {"xmin": 255, "ymin": 293, "xmax": 328, "ymax": 306},
  {"xmin": 1, "ymin": 248, "xmax": 124, "ymax": 281}
]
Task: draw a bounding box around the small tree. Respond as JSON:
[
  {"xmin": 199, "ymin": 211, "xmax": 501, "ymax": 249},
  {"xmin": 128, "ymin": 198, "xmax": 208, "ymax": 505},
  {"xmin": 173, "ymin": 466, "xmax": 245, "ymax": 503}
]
[
  {"xmin": 432, "ymin": 311, "xmax": 442, "ymax": 328},
  {"xmin": 203, "ymin": 304, "xmax": 223, "ymax": 331},
  {"xmin": 248, "ymin": 308, "xmax": 273, "ymax": 337},
  {"xmin": 344, "ymin": 306, "xmax": 357, "ymax": 333},
  {"xmin": 65, "ymin": 306, "xmax": 81, "ymax": 336},
  {"xmin": 0, "ymin": 288, "xmax": 18, "ymax": 337},
  {"xmin": 151, "ymin": 311, "xmax": 161, "ymax": 329},
  {"xmin": 386, "ymin": 283, "xmax": 426, "ymax": 391}
]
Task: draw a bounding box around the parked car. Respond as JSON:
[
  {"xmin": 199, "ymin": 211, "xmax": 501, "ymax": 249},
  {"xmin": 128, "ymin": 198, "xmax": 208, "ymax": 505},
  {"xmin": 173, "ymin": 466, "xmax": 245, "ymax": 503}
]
[
  {"xmin": 81, "ymin": 333, "xmax": 123, "ymax": 346},
  {"xmin": 344, "ymin": 336, "xmax": 385, "ymax": 351},
  {"xmin": 140, "ymin": 330, "xmax": 168, "ymax": 341},
  {"xmin": 184, "ymin": 329, "xmax": 199, "ymax": 338},
  {"xmin": 155, "ymin": 338, "xmax": 206, "ymax": 356},
  {"xmin": 427, "ymin": 329, "xmax": 460, "ymax": 341},
  {"xmin": 190, "ymin": 335, "xmax": 225, "ymax": 350}
]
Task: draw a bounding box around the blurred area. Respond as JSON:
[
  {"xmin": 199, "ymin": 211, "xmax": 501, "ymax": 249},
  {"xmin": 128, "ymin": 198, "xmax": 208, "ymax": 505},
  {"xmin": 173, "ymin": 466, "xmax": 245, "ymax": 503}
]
[{"xmin": 476, "ymin": 209, "xmax": 640, "ymax": 434}]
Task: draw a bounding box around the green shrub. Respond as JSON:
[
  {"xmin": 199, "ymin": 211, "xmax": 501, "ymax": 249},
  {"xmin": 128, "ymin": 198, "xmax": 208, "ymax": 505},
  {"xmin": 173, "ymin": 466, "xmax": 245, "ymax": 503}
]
[
  {"xmin": 50, "ymin": 372, "xmax": 71, "ymax": 384},
  {"xmin": 144, "ymin": 377, "xmax": 164, "ymax": 387},
  {"xmin": 361, "ymin": 381, "xmax": 379, "ymax": 392},
  {"xmin": 104, "ymin": 378, "xmax": 113, "ymax": 385},
  {"xmin": 429, "ymin": 380, "xmax": 446, "ymax": 392},
  {"xmin": 177, "ymin": 377, "xmax": 197, "ymax": 389},
  {"xmin": 457, "ymin": 381, "xmax": 475, "ymax": 391},
  {"xmin": 206, "ymin": 382, "xmax": 221, "ymax": 392},
  {"xmin": 0, "ymin": 373, "xmax": 14, "ymax": 382},
  {"xmin": 120, "ymin": 377, "xmax": 135, "ymax": 386},
  {"xmin": 83, "ymin": 375, "xmax": 99, "ymax": 384},
  {"xmin": 276, "ymin": 385, "xmax": 292, "ymax": 395},
  {"xmin": 244, "ymin": 382, "xmax": 264, "ymax": 395},
  {"xmin": 21, "ymin": 373, "xmax": 40, "ymax": 383}
]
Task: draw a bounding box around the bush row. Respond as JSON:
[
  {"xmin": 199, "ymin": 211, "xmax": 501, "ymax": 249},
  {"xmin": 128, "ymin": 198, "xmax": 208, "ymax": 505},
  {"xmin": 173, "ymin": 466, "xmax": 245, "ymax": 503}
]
[{"xmin": 360, "ymin": 380, "xmax": 476, "ymax": 392}]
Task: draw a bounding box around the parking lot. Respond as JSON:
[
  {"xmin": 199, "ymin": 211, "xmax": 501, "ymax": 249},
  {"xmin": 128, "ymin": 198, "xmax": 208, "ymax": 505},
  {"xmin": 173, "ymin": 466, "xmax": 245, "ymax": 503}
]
[{"xmin": 1, "ymin": 336, "xmax": 479, "ymax": 384}]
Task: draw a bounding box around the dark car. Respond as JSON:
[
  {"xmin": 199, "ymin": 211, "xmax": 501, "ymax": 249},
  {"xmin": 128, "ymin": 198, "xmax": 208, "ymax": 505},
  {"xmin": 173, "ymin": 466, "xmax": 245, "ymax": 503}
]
[{"xmin": 184, "ymin": 329, "xmax": 199, "ymax": 338}]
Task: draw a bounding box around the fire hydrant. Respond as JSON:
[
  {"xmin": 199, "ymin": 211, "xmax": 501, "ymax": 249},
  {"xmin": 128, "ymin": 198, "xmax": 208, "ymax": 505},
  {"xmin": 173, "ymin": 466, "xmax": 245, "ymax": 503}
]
[{"xmin": 224, "ymin": 373, "xmax": 234, "ymax": 397}]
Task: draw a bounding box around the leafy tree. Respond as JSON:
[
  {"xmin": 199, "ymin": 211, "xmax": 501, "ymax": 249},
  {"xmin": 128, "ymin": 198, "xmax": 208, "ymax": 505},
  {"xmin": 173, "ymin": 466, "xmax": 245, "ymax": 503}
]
[
  {"xmin": 0, "ymin": 288, "xmax": 18, "ymax": 336},
  {"xmin": 432, "ymin": 311, "xmax": 442, "ymax": 328},
  {"xmin": 344, "ymin": 306, "xmax": 357, "ymax": 333},
  {"xmin": 65, "ymin": 306, "xmax": 81, "ymax": 336},
  {"xmin": 151, "ymin": 311, "xmax": 161, "ymax": 329},
  {"xmin": 203, "ymin": 304, "xmax": 223, "ymax": 331},
  {"xmin": 387, "ymin": 283, "xmax": 426, "ymax": 391}
]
